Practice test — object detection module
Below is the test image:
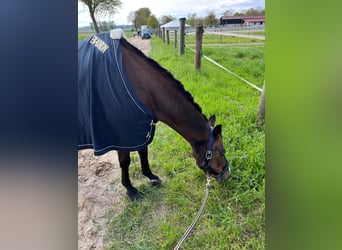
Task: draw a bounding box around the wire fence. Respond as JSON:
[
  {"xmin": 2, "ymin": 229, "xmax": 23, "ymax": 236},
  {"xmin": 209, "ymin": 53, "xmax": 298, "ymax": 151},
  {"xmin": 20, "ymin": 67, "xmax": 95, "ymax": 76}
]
[
  {"xmin": 186, "ymin": 46, "xmax": 262, "ymax": 92},
  {"xmin": 157, "ymin": 28, "xmax": 264, "ymax": 92}
]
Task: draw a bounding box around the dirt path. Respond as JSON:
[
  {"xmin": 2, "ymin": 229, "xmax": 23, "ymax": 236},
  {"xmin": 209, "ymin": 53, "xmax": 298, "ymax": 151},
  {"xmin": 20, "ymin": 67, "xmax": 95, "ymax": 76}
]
[
  {"xmin": 127, "ymin": 36, "xmax": 152, "ymax": 54},
  {"xmin": 78, "ymin": 37, "xmax": 151, "ymax": 250},
  {"xmin": 78, "ymin": 150, "xmax": 123, "ymax": 250}
]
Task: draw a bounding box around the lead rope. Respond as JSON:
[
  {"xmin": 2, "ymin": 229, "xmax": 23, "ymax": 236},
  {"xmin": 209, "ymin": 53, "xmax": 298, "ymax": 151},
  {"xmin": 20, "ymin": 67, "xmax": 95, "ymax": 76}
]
[{"xmin": 173, "ymin": 177, "xmax": 214, "ymax": 250}]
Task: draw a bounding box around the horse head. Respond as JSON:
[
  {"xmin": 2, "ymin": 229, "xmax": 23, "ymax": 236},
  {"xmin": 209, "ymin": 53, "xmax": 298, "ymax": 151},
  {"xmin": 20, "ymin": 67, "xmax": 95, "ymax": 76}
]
[{"xmin": 197, "ymin": 115, "xmax": 231, "ymax": 184}]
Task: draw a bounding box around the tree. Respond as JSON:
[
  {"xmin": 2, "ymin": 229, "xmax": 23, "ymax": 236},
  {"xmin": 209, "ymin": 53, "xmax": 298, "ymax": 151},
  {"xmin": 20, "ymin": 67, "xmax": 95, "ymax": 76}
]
[
  {"xmin": 234, "ymin": 12, "xmax": 244, "ymax": 16},
  {"xmin": 186, "ymin": 13, "xmax": 197, "ymax": 27},
  {"xmin": 99, "ymin": 21, "xmax": 109, "ymax": 32},
  {"xmin": 222, "ymin": 9, "xmax": 234, "ymax": 16},
  {"xmin": 146, "ymin": 15, "xmax": 159, "ymax": 29},
  {"xmin": 81, "ymin": 0, "xmax": 122, "ymax": 33},
  {"xmin": 108, "ymin": 21, "xmax": 115, "ymax": 29},
  {"xmin": 245, "ymin": 7, "xmax": 264, "ymax": 16},
  {"xmin": 159, "ymin": 15, "xmax": 174, "ymax": 25},
  {"xmin": 204, "ymin": 11, "xmax": 218, "ymax": 27},
  {"xmin": 235, "ymin": 8, "xmax": 265, "ymax": 16},
  {"xmin": 133, "ymin": 7, "xmax": 151, "ymax": 30},
  {"xmin": 195, "ymin": 17, "xmax": 205, "ymax": 27}
]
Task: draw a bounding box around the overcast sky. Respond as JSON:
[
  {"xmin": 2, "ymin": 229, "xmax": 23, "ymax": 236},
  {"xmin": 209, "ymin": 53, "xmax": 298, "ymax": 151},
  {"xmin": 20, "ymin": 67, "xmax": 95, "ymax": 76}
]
[{"xmin": 78, "ymin": 0, "xmax": 265, "ymax": 27}]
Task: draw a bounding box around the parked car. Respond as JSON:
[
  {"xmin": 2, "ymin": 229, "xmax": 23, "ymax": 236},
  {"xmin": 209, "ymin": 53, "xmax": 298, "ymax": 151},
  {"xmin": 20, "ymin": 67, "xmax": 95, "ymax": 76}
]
[{"xmin": 141, "ymin": 32, "xmax": 151, "ymax": 39}]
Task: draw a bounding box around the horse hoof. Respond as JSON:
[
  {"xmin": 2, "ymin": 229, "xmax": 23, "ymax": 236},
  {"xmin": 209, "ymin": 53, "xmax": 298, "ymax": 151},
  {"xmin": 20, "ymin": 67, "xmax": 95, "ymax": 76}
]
[
  {"xmin": 150, "ymin": 178, "xmax": 162, "ymax": 187},
  {"xmin": 127, "ymin": 191, "xmax": 142, "ymax": 201}
]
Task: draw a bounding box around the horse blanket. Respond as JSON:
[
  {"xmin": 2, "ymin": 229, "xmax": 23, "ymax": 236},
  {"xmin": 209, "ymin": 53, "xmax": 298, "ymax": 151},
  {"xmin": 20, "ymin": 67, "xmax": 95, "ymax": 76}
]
[{"xmin": 78, "ymin": 30, "xmax": 157, "ymax": 156}]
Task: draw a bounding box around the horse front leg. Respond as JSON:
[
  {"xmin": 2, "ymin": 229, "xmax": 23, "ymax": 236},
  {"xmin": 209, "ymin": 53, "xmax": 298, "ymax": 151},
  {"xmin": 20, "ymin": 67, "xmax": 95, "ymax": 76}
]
[
  {"xmin": 117, "ymin": 151, "xmax": 139, "ymax": 199},
  {"xmin": 138, "ymin": 147, "xmax": 162, "ymax": 186}
]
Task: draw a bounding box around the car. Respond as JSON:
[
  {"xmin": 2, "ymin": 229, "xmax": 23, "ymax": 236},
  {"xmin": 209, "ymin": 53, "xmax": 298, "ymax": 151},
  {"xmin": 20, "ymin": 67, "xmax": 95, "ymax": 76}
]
[{"xmin": 141, "ymin": 32, "xmax": 151, "ymax": 39}]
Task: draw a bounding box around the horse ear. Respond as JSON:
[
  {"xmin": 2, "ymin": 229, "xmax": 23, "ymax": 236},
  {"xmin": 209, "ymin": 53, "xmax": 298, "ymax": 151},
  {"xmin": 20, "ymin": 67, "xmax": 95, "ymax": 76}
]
[
  {"xmin": 213, "ymin": 125, "xmax": 222, "ymax": 138},
  {"xmin": 208, "ymin": 115, "xmax": 216, "ymax": 126}
]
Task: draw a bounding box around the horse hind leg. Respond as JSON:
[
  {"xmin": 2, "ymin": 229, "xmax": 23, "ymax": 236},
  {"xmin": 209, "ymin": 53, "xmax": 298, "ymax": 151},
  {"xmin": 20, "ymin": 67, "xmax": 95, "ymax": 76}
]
[
  {"xmin": 117, "ymin": 151, "xmax": 140, "ymax": 200},
  {"xmin": 138, "ymin": 147, "xmax": 162, "ymax": 186}
]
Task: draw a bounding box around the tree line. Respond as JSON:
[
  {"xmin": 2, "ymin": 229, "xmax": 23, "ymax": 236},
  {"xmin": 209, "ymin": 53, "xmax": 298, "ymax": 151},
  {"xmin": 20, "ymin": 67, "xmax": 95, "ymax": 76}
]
[
  {"xmin": 187, "ymin": 8, "xmax": 265, "ymax": 27},
  {"xmin": 130, "ymin": 7, "xmax": 264, "ymax": 31},
  {"xmin": 80, "ymin": 0, "xmax": 264, "ymax": 33}
]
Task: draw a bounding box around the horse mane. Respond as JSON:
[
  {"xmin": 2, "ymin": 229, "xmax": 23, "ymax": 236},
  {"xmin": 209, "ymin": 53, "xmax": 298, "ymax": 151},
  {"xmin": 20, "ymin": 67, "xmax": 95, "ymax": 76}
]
[{"xmin": 120, "ymin": 38, "xmax": 207, "ymax": 121}]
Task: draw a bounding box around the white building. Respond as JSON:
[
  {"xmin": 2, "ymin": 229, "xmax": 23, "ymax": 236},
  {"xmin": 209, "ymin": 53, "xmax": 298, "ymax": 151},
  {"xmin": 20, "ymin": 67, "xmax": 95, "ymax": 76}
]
[{"xmin": 160, "ymin": 19, "xmax": 191, "ymax": 32}]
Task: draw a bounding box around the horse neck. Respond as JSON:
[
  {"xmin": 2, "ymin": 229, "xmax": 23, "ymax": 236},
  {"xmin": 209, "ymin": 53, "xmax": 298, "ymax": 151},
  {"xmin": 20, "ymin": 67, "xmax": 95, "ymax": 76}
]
[
  {"xmin": 120, "ymin": 39, "xmax": 209, "ymax": 151},
  {"xmin": 155, "ymin": 86, "xmax": 209, "ymax": 145},
  {"xmin": 153, "ymin": 86, "xmax": 210, "ymax": 166}
]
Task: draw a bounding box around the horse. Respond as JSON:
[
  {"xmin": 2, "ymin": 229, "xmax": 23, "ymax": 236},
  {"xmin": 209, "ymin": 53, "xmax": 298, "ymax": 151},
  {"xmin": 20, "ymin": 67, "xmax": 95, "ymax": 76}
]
[{"xmin": 78, "ymin": 29, "xmax": 231, "ymax": 199}]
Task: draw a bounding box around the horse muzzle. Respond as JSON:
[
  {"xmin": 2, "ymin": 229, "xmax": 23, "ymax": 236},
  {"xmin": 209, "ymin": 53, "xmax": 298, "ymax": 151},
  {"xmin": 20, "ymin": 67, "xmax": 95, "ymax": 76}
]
[
  {"xmin": 203, "ymin": 160, "xmax": 231, "ymax": 184},
  {"xmin": 216, "ymin": 161, "xmax": 231, "ymax": 184}
]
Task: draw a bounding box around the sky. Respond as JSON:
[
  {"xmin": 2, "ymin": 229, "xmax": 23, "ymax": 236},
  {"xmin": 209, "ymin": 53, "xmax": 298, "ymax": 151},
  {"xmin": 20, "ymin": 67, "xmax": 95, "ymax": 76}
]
[{"xmin": 78, "ymin": 0, "xmax": 265, "ymax": 27}]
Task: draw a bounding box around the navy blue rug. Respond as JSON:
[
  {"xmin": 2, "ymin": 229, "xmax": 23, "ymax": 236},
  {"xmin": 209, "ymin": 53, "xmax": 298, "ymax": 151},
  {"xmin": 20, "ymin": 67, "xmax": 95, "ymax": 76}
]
[{"xmin": 78, "ymin": 32, "xmax": 157, "ymax": 156}]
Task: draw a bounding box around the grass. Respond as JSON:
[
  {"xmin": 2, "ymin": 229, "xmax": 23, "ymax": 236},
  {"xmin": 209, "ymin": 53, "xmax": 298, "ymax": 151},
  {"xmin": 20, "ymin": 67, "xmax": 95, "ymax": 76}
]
[
  {"xmin": 78, "ymin": 31, "xmax": 95, "ymax": 41},
  {"xmin": 185, "ymin": 33, "xmax": 262, "ymax": 45},
  {"xmin": 103, "ymin": 35, "xmax": 265, "ymax": 249},
  {"xmin": 200, "ymin": 46, "xmax": 265, "ymax": 88},
  {"xmin": 159, "ymin": 32, "xmax": 264, "ymax": 87}
]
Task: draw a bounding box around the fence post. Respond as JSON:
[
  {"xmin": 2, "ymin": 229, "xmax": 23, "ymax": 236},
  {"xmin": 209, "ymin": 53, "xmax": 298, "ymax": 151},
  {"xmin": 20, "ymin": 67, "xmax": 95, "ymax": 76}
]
[
  {"xmin": 174, "ymin": 30, "xmax": 177, "ymax": 48},
  {"xmin": 195, "ymin": 25, "xmax": 204, "ymax": 69},
  {"xmin": 166, "ymin": 30, "xmax": 169, "ymax": 45},
  {"xmin": 179, "ymin": 17, "xmax": 186, "ymax": 55},
  {"xmin": 162, "ymin": 27, "xmax": 165, "ymax": 43}
]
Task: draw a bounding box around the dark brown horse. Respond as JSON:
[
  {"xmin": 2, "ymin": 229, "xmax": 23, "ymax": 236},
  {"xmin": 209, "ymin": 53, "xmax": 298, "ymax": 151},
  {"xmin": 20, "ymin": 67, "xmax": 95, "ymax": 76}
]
[
  {"xmin": 117, "ymin": 38, "xmax": 230, "ymax": 199},
  {"xmin": 78, "ymin": 31, "xmax": 230, "ymax": 199}
]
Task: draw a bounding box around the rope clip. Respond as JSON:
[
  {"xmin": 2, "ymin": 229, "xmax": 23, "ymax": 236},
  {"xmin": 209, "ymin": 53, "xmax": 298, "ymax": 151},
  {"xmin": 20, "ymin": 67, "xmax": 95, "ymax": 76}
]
[{"xmin": 206, "ymin": 176, "xmax": 214, "ymax": 190}]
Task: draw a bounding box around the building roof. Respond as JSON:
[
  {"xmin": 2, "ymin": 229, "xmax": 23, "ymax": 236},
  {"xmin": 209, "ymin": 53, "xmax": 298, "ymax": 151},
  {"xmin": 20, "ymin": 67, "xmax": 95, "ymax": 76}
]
[{"xmin": 160, "ymin": 19, "xmax": 191, "ymax": 28}]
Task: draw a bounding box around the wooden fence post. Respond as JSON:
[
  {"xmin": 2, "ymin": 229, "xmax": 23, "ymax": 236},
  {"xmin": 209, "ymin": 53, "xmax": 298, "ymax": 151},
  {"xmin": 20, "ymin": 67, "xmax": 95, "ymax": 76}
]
[
  {"xmin": 174, "ymin": 30, "xmax": 177, "ymax": 48},
  {"xmin": 195, "ymin": 26, "xmax": 204, "ymax": 69},
  {"xmin": 179, "ymin": 17, "xmax": 186, "ymax": 55},
  {"xmin": 166, "ymin": 30, "xmax": 169, "ymax": 45},
  {"xmin": 162, "ymin": 27, "xmax": 165, "ymax": 43}
]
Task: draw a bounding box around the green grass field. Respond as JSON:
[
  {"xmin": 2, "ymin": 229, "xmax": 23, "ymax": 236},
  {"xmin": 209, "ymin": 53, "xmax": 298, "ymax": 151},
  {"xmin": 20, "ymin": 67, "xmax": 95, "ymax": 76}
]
[
  {"xmin": 78, "ymin": 31, "xmax": 95, "ymax": 41},
  {"xmin": 185, "ymin": 33, "xmax": 262, "ymax": 45},
  {"xmin": 162, "ymin": 33, "xmax": 264, "ymax": 87},
  {"xmin": 102, "ymin": 34, "xmax": 265, "ymax": 249},
  {"xmin": 200, "ymin": 46, "xmax": 265, "ymax": 88}
]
